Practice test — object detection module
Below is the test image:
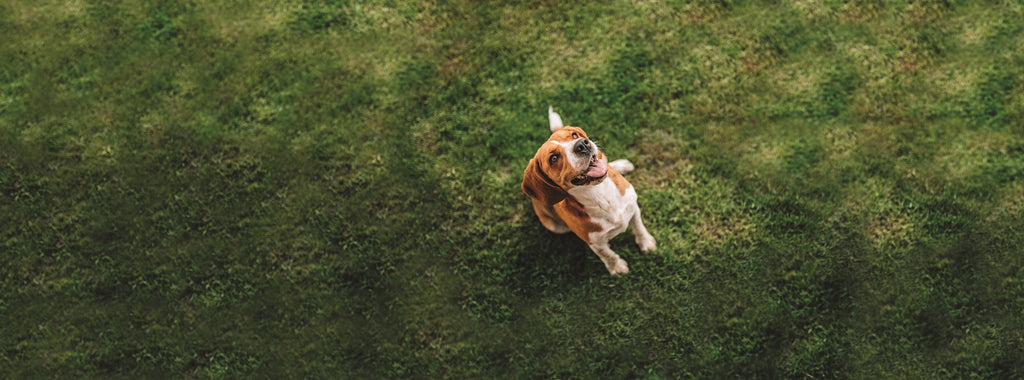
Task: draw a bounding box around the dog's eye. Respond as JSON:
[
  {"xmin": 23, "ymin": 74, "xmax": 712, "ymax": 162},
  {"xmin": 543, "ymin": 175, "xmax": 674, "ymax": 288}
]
[
  {"xmin": 571, "ymin": 132, "xmax": 579, "ymax": 139},
  {"xmin": 549, "ymin": 154, "xmax": 560, "ymax": 166}
]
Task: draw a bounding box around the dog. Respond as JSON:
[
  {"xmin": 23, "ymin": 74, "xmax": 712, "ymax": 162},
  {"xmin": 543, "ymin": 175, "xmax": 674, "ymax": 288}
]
[{"xmin": 521, "ymin": 107, "xmax": 656, "ymax": 275}]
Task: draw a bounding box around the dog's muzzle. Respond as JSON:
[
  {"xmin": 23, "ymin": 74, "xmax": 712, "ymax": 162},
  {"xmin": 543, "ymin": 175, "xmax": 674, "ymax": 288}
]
[{"xmin": 573, "ymin": 139, "xmax": 593, "ymax": 156}]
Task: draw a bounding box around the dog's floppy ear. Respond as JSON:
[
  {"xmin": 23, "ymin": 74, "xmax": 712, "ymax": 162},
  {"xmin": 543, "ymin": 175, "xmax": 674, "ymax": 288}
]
[{"xmin": 522, "ymin": 158, "xmax": 566, "ymax": 205}]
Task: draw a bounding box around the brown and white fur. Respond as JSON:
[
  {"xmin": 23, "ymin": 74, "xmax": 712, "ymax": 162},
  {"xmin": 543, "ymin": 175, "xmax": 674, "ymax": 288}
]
[{"xmin": 521, "ymin": 107, "xmax": 656, "ymax": 275}]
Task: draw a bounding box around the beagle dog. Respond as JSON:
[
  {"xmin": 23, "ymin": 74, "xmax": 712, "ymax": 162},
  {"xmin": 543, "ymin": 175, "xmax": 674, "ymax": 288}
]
[{"xmin": 522, "ymin": 107, "xmax": 656, "ymax": 275}]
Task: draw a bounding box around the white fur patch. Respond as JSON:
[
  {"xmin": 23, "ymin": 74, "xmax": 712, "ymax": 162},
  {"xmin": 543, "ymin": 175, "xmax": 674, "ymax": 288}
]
[
  {"xmin": 568, "ymin": 179, "xmax": 637, "ymax": 243},
  {"xmin": 549, "ymin": 106, "xmax": 564, "ymax": 132},
  {"xmin": 547, "ymin": 139, "xmax": 595, "ymax": 174}
]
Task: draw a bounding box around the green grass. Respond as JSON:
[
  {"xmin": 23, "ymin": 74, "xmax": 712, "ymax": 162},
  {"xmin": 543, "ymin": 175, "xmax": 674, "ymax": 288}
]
[{"xmin": 2, "ymin": 0, "xmax": 1024, "ymax": 378}]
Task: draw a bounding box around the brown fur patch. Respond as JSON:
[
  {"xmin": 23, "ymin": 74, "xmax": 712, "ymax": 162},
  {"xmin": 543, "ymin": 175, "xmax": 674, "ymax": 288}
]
[
  {"xmin": 522, "ymin": 157, "xmax": 566, "ymax": 205},
  {"xmin": 548, "ymin": 126, "xmax": 588, "ymax": 143},
  {"xmin": 554, "ymin": 196, "xmax": 602, "ymax": 244}
]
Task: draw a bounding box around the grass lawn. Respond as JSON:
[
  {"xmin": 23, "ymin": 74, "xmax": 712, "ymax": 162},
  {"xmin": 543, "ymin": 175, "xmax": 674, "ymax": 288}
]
[{"xmin": 3, "ymin": 0, "xmax": 1024, "ymax": 378}]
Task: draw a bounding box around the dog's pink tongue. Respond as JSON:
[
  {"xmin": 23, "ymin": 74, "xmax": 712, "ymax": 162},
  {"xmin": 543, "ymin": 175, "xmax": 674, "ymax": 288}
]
[{"xmin": 586, "ymin": 158, "xmax": 608, "ymax": 178}]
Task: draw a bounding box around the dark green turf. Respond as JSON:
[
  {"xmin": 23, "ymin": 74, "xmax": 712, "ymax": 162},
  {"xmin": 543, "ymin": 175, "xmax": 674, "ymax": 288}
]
[{"xmin": 2, "ymin": 1, "xmax": 1023, "ymax": 378}]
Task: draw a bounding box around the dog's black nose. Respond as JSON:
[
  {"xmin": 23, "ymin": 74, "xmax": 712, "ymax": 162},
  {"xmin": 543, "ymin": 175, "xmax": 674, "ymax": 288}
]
[{"xmin": 573, "ymin": 139, "xmax": 592, "ymax": 155}]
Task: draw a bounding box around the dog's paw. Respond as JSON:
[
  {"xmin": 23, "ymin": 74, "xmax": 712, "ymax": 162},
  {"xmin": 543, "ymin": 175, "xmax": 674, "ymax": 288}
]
[
  {"xmin": 607, "ymin": 259, "xmax": 630, "ymax": 276},
  {"xmin": 637, "ymin": 234, "xmax": 657, "ymax": 253},
  {"xmin": 608, "ymin": 159, "xmax": 635, "ymax": 174}
]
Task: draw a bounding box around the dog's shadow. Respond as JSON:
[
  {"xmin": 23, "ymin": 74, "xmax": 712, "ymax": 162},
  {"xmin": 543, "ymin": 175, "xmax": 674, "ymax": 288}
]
[{"xmin": 511, "ymin": 223, "xmax": 634, "ymax": 296}]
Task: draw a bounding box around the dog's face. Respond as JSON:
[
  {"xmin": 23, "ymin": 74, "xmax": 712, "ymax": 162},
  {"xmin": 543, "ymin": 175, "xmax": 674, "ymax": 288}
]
[{"xmin": 522, "ymin": 126, "xmax": 609, "ymax": 205}]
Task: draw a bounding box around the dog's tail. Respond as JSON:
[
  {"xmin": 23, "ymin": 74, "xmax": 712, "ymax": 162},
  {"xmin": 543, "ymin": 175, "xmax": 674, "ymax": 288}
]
[{"xmin": 548, "ymin": 106, "xmax": 564, "ymax": 132}]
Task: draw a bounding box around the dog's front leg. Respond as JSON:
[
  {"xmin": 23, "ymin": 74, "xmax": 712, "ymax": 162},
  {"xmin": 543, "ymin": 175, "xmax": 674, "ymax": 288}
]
[
  {"xmin": 630, "ymin": 209, "xmax": 657, "ymax": 253},
  {"xmin": 588, "ymin": 242, "xmax": 629, "ymax": 276}
]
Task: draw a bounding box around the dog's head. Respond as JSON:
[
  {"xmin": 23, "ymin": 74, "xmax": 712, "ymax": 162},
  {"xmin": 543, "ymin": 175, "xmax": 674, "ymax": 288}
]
[{"xmin": 522, "ymin": 126, "xmax": 609, "ymax": 205}]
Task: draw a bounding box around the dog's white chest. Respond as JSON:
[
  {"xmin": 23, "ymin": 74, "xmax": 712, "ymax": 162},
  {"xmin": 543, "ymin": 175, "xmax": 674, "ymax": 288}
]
[{"xmin": 568, "ymin": 179, "xmax": 636, "ymax": 240}]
